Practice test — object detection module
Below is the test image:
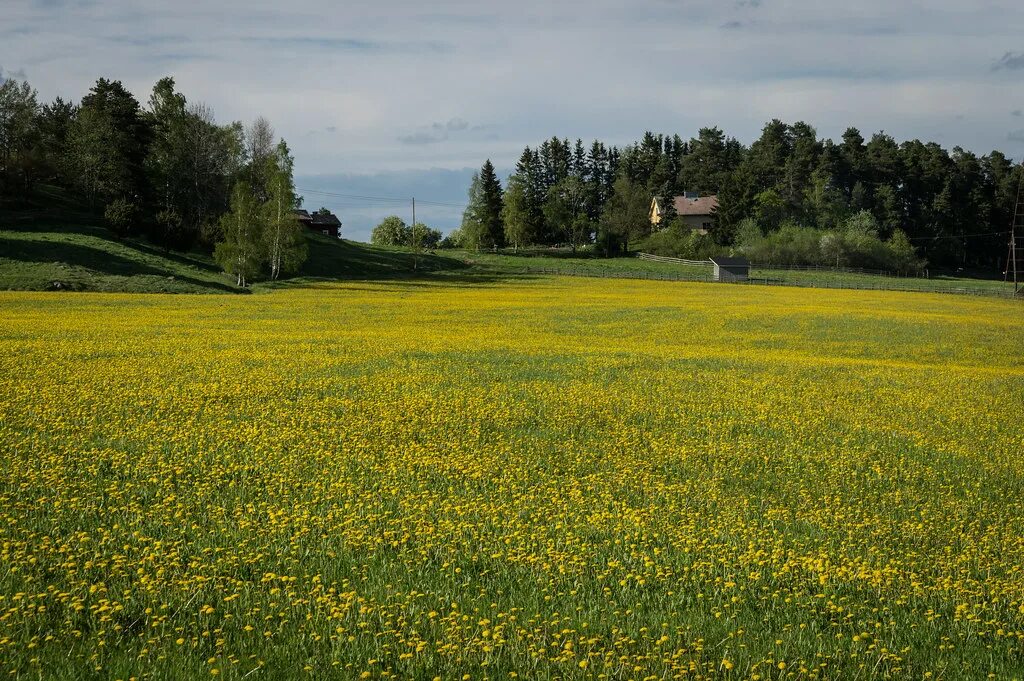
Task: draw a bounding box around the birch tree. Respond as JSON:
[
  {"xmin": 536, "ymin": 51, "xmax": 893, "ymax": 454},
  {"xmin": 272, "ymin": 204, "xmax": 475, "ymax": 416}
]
[
  {"xmin": 214, "ymin": 182, "xmax": 262, "ymax": 287},
  {"xmin": 261, "ymin": 140, "xmax": 306, "ymax": 279}
]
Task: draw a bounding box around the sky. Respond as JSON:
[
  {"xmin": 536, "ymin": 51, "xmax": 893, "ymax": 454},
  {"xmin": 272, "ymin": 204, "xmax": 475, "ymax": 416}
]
[{"xmin": 3, "ymin": 0, "xmax": 1024, "ymax": 240}]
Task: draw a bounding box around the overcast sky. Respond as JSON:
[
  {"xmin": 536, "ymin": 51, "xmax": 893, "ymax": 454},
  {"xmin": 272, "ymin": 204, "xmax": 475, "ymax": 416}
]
[{"xmin": 3, "ymin": 0, "xmax": 1024, "ymax": 239}]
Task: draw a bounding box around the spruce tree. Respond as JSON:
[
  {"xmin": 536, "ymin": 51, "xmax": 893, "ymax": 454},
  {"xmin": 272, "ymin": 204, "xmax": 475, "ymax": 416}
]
[
  {"xmin": 460, "ymin": 172, "xmax": 487, "ymax": 251},
  {"xmin": 478, "ymin": 160, "xmax": 504, "ymax": 248}
]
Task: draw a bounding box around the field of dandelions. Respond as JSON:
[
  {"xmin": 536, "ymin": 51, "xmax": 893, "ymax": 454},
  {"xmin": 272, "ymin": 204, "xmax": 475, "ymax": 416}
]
[{"xmin": 2, "ymin": 277, "xmax": 1023, "ymax": 680}]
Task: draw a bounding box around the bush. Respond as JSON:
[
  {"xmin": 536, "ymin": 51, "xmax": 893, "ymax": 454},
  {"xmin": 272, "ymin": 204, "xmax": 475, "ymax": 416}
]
[
  {"xmin": 739, "ymin": 221, "xmax": 824, "ymax": 266},
  {"xmin": 737, "ymin": 211, "xmax": 926, "ymax": 272},
  {"xmin": 371, "ymin": 216, "xmax": 410, "ymax": 247},
  {"xmin": 103, "ymin": 198, "xmax": 138, "ymax": 238},
  {"xmin": 410, "ymin": 223, "xmax": 442, "ymax": 250},
  {"xmin": 439, "ymin": 228, "xmax": 463, "ymax": 249},
  {"xmin": 639, "ymin": 219, "xmax": 720, "ymax": 260}
]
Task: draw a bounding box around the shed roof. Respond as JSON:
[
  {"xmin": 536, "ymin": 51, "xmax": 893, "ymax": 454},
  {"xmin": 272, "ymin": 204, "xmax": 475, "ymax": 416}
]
[
  {"xmin": 710, "ymin": 256, "xmax": 750, "ymax": 268},
  {"xmin": 673, "ymin": 195, "xmax": 719, "ymax": 216}
]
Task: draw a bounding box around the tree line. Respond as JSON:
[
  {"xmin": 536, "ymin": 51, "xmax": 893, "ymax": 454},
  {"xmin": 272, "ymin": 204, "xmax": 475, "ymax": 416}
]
[
  {"xmin": 457, "ymin": 124, "xmax": 1023, "ymax": 271},
  {"xmin": 0, "ymin": 74, "xmax": 307, "ymax": 286}
]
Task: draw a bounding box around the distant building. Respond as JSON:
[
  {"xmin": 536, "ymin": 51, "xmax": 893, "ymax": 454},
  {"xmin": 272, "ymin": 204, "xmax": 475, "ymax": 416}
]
[
  {"xmin": 710, "ymin": 256, "xmax": 750, "ymax": 282},
  {"xmin": 292, "ymin": 209, "xmax": 342, "ymax": 238},
  {"xmin": 649, "ymin": 193, "xmax": 719, "ymax": 235}
]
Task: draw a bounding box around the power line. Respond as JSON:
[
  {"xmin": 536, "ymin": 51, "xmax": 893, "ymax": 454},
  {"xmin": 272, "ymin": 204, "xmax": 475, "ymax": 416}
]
[
  {"xmin": 907, "ymin": 230, "xmax": 1009, "ymax": 241},
  {"xmin": 297, "ymin": 188, "xmax": 407, "ymax": 203},
  {"xmin": 297, "ymin": 187, "xmax": 467, "ymax": 209}
]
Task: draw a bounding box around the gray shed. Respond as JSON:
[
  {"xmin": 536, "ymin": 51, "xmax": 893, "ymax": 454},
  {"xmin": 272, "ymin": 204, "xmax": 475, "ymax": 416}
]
[{"xmin": 710, "ymin": 256, "xmax": 750, "ymax": 282}]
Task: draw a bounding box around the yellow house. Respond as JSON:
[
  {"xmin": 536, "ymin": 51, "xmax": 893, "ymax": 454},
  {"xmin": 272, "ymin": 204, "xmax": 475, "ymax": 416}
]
[{"xmin": 650, "ymin": 194, "xmax": 719, "ymax": 235}]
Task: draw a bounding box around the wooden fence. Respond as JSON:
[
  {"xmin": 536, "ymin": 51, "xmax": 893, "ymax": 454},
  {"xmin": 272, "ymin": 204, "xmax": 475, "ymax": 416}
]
[
  {"xmin": 505, "ymin": 264, "xmax": 1019, "ymax": 299},
  {"xmin": 635, "ymin": 253, "xmax": 712, "ymax": 267}
]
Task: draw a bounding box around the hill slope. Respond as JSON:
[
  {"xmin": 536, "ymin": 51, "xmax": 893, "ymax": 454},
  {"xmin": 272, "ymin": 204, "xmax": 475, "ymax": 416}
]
[{"xmin": 0, "ymin": 189, "xmax": 465, "ymax": 293}]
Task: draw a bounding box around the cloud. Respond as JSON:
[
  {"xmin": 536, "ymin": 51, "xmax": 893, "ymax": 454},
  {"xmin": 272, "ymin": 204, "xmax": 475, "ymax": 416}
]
[
  {"xmin": 993, "ymin": 52, "xmax": 1024, "ymax": 71},
  {"xmin": 1014, "ymin": 110, "xmax": 1023, "ymax": 117},
  {"xmin": 398, "ymin": 130, "xmax": 448, "ymax": 145},
  {"xmin": 0, "ymin": 65, "xmax": 28, "ymax": 83},
  {"xmin": 4, "ymin": 0, "xmax": 1024, "ymax": 178},
  {"xmin": 398, "ymin": 118, "xmax": 472, "ymax": 144},
  {"xmin": 240, "ymin": 36, "xmax": 451, "ymax": 54},
  {"xmin": 1009, "ymin": 129, "xmax": 1024, "ymax": 143}
]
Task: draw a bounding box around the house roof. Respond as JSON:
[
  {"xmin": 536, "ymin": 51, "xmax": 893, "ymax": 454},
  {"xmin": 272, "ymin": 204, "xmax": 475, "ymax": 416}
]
[
  {"xmin": 310, "ymin": 212, "xmax": 342, "ymax": 227},
  {"xmin": 710, "ymin": 256, "xmax": 749, "ymax": 268},
  {"xmin": 673, "ymin": 195, "xmax": 719, "ymax": 216}
]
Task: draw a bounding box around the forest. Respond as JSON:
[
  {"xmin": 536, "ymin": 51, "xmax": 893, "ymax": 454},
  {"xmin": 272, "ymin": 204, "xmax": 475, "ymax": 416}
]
[
  {"xmin": 4, "ymin": 70, "xmax": 1021, "ymax": 276},
  {"xmin": 0, "ymin": 74, "xmax": 305, "ymax": 286},
  {"xmin": 459, "ymin": 126, "xmax": 1023, "ymax": 272}
]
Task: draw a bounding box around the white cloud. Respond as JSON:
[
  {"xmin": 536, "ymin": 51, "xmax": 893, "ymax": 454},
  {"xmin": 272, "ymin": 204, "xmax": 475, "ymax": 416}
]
[{"xmin": 2, "ymin": 0, "xmax": 1023, "ymax": 183}]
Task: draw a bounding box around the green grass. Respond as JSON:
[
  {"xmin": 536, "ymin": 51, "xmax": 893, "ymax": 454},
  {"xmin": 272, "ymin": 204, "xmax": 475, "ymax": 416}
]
[
  {"xmin": 2, "ymin": 187, "xmax": 1018, "ymax": 297},
  {"xmin": 0, "ymin": 187, "xmax": 466, "ymax": 293},
  {"xmin": 454, "ymin": 249, "xmax": 1020, "ymax": 297}
]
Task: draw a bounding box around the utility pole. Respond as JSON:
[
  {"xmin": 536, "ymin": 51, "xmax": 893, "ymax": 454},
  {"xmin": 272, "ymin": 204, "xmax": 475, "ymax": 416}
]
[{"xmin": 1007, "ymin": 166, "xmax": 1023, "ymax": 295}]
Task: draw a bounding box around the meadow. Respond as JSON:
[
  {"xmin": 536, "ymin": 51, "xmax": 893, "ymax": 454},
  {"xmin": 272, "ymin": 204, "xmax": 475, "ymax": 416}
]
[{"xmin": 1, "ymin": 277, "xmax": 1023, "ymax": 680}]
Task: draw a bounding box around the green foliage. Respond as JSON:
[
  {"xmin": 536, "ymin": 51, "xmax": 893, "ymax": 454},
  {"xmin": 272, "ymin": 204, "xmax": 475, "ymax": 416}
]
[
  {"xmin": 70, "ymin": 79, "xmax": 150, "ymax": 210},
  {"xmin": 543, "ymin": 176, "xmax": 589, "ymax": 251},
  {"xmin": 371, "ymin": 216, "xmax": 411, "ymax": 247},
  {"xmin": 639, "ymin": 218, "xmax": 720, "ymax": 260},
  {"xmin": 261, "ymin": 141, "xmax": 307, "ymax": 279},
  {"xmin": 501, "ymin": 173, "xmax": 532, "ymax": 251},
  {"xmin": 478, "ymin": 160, "xmax": 504, "ymax": 248},
  {"xmin": 737, "ymin": 211, "xmax": 927, "ymax": 272},
  {"xmin": 752, "ymin": 188, "xmax": 786, "ymax": 232},
  {"xmin": 460, "ymin": 173, "xmax": 487, "ymax": 251},
  {"xmin": 0, "ymin": 78, "xmax": 40, "ymax": 194},
  {"xmin": 103, "ymin": 197, "xmax": 138, "ymax": 238},
  {"xmin": 410, "ymin": 222, "xmax": 442, "ymax": 250},
  {"xmin": 439, "ymin": 228, "xmax": 463, "ymax": 249},
  {"xmin": 370, "ymin": 216, "xmax": 440, "ymax": 251},
  {"xmin": 598, "ymin": 175, "xmax": 650, "ymax": 255},
  {"xmin": 213, "ymin": 183, "xmax": 262, "ymax": 287}
]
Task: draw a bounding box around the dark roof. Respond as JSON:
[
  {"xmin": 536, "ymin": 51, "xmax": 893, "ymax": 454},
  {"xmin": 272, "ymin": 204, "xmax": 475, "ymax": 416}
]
[
  {"xmin": 710, "ymin": 256, "xmax": 750, "ymax": 268},
  {"xmin": 309, "ymin": 212, "xmax": 342, "ymax": 227},
  {"xmin": 673, "ymin": 195, "xmax": 719, "ymax": 216}
]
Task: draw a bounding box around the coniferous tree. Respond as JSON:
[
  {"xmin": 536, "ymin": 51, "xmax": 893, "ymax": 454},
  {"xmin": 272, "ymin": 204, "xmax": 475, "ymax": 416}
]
[
  {"xmin": 460, "ymin": 172, "xmax": 487, "ymax": 251},
  {"xmin": 478, "ymin": 160, "xmax": 504, "ymax": 248}
]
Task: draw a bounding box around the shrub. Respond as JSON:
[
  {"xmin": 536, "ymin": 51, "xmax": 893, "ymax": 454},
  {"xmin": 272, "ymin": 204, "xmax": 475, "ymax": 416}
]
[
  {"xmin": 738, "ymin": 211, "xmax": 926, "ymax": 272},
  {"xmin": 371, "ymin": 216, "xmax": 410, "ymax": 247},
  {"xmin": 639, "ymin": 219, "xmax": 720, "ymax": 260},
  {"xmin": 103, "ymin": 198, "xmax": 138, "ymax": 238}
]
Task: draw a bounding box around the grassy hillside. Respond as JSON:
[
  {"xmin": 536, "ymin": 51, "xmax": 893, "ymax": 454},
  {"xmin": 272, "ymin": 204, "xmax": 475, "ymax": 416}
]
[
  {"xmin": 457, "ymin": 249, "xmax": 1020, "ymax": 297},
  {"xmin": 2, "ymin": 187, "xmax": 1018, "ymax": 297},
  {"xmin": 0, "ymin": 187, "xmax": 464, "ymax": 293}
]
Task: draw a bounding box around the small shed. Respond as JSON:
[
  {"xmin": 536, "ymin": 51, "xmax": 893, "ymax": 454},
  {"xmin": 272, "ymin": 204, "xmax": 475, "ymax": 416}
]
[{"xmin": 710, "ymin": 256, "xmax": 750, "ymax": 282}]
